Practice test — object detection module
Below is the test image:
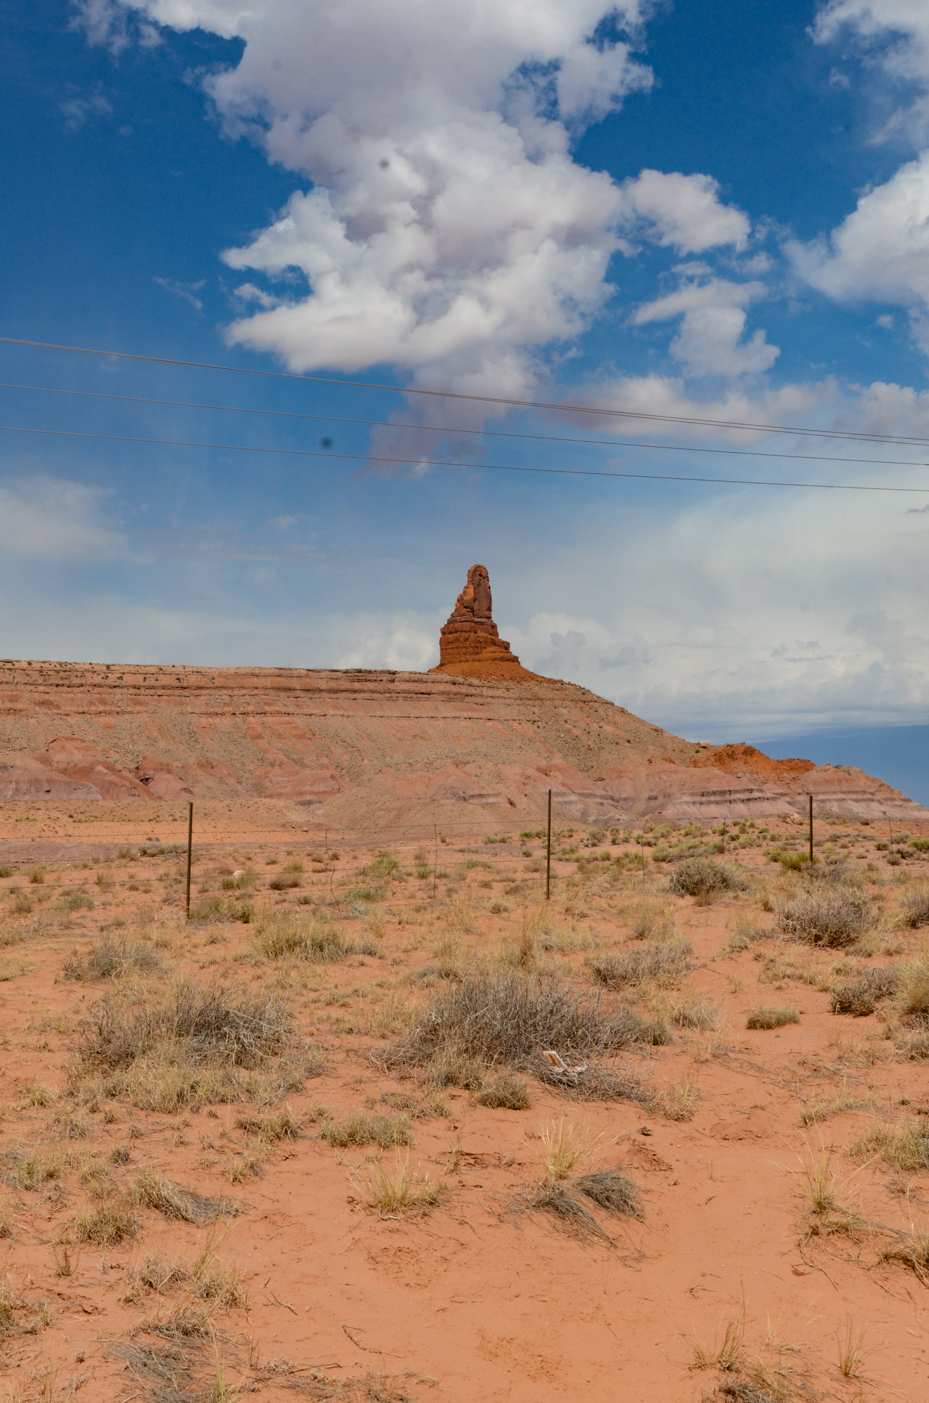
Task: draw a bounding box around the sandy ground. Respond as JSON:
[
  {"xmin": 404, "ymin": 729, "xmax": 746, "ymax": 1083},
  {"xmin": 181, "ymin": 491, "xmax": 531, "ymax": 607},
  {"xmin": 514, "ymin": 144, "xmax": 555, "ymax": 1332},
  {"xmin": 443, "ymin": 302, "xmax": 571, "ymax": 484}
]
[{"xmin": 0, "ymin": 803, "xmax": 928, "ymax": 1403}]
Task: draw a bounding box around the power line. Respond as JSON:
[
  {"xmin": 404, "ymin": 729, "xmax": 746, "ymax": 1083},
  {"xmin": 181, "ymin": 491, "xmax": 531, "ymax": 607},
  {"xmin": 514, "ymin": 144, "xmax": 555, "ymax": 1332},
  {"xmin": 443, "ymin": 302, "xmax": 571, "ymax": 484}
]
[
  {"xmin": 2, "ymin": 333, "xmax": 928, "ymax": 449},
  {"xmin": 3, "ymin": 421, "xmax": 929, "ymax": 493},
  {"xmin": 2, "ymin": 379, "xmax": 928, "ymax": 471}
]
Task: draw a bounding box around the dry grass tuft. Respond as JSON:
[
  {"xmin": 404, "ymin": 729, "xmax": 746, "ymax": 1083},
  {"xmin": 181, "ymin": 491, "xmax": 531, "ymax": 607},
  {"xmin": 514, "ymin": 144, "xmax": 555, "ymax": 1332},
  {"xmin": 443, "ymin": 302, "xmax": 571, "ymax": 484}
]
[
  {"xmin": 362, "ymin": 1153, "xmax": 444, "ymax": 1214},
  {"xmin": 473, "ymin": 1072, "xmax": 533, "ymax": 1109},
  {"xmin": 668, "ymin": 857, "xmax": 747, "ymax": 903},
  {"xmin": 539, "ymin": 1118, "xmax": 602, "ymax": 1181},
  {"xmin": 252, "ymin": 916, "xmax": 350, "ymax": 963},
  {"xmin": 135, "ymin": 1170, "xmax": 238, "ymax": 1224},
  {"xmin": 525, "ymin": 1180, "xmax": 608, "ymax": 1239},
  {"xmin": 320, "ymin": 1111, "xmax": 413, "ymax": 1149},
  {"xmin": 574, "ymin": 1168, "xmax": 642, "ymax": 1218},
  {"xmin": 899, "ymin": 955, "xmax": 929, "ymax": 1025},
  {"xmin": 746, "ymin": 1007, "xmax": 800, "ymax": 1030},
  {"xmin": 659, "ymin": 1077, "xmax": 699, "ymax": 1121},
  {"xmin": 587, "ymin": 938, "xmax": 693, "ymax": 989},
  {"xmin": 851, "ymin": 1120, "xmax": 929, "ymax": 1172},
  {"xmin": 70, "ymin": 1201, "xmax": 138, "ymax": 1247},
  {"xmin": 74, "ymin": 982, "xmax": 293, "ymax": 1111},
  {"xmin": 235, "ymin": 1104, "xmax": 302, "ymax": 1142},
  {"xmin": 777, "ymin": 887, "xmax": 873, "ymax": 947},
  {"xmin": 62, "ymin": 937, "xmax": 161, "ymax": 982}
]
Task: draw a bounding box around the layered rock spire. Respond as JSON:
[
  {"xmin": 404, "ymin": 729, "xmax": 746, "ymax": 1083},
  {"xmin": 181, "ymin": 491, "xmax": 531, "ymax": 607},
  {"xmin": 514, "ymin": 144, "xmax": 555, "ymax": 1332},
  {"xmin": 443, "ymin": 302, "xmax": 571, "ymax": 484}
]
[{"xmin": 431, "ymin": 564, "xmax": 536, "ymax": 679}]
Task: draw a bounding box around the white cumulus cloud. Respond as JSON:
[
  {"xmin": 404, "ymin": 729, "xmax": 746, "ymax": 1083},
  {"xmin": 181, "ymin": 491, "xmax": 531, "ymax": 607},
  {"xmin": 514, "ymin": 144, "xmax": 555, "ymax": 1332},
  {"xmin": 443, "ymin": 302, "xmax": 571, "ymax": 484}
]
[
  {"xmin": 80, "ymin": 0, "xmax": 754, "ymax": 404},
  {"xmin": 634, "ymin": 276, "xmax": 779, "ymax": 376}
]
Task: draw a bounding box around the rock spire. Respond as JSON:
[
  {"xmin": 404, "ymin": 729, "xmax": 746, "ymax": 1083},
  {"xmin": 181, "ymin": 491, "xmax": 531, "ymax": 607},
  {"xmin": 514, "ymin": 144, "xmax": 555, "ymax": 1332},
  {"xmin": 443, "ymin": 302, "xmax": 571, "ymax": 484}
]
[{"xmin": 431, "ymin": 564, "xmax": 537, "ymax": 679}]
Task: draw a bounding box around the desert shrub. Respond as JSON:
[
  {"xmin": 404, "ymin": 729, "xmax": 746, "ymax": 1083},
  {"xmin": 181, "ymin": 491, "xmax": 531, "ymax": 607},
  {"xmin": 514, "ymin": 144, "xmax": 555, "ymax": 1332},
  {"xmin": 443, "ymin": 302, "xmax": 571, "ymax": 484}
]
[
  {"xmin": 235, "ymin": 1105, "xmax": 302, "ymax": 1142},
  {"xmin": 575, "ymin": 1169, "xmax": 642, "ymax": 1219},
  {"xmin": 831, "ymin": 966, "xmax": 899, "ymax": 1017},
  {"xmin": 658, "ymin": 991, "xmax": 720, "ymax": 1030},
  {"xmin": 189, "ymin": 896, "xmax": 254, "ymax": 923},
  {"xmin": 473, "ymin": 1072, "xmax": 532, "ymax": 1109},
  {"xmin": 524, "ymin": 1181, "xmax": 607, "ymax": 1239},
  {"xmin": 269, "ymin": 872, "xmax": 301, "ymax": 890},
  {"xmin": 385, "ymin": 972, "xmax": 656, "ymax": 1076},
  {"xmin": 746, "ymin": 1007, "xmax": 800, "ymax": 1030},
  {"xmin": 252, "ymin": 917, "xmax": 348, "ymax": 963},
  {"xmin": 62, "ymin": 937, "xmax": 160, "ymax": 982},
  {"xmin": 135, "ymin": 1171, "xmax": 237, "ymax": 1224},
  {"xmin": 776, "ymin": 887, "xmax": 873, "ymax": 947},
  {"xmin": 59, "ymin": 891, "xmax": 94, "ymax": 912},
  {"xmin": 74, "ymin": 983, "xmax": 293, "ymax": 1111},
  {"xmin": 371, "ymin": 854, "xmax": 399, "ymax": 877},
  {"xmin": 587, "ymin": 939, "xmax": 693, "ymax": 989},
  {"xmin": 902, "ymin": 889, "xmax": 929, "ymax": 929},
  {"xmin": 320, "ymin": 1112, "xmax": 413, "ymax": 1149},
  {"xmin": 667, "ymin": 857, "xmax": 747, "ymax": 902},
  {"xmin": 899, "ymin": 956, "xmax": 929, "ymax": 1025},
  {"xmin": 625, "ymin": 900, "xmax": 676, "ymax": 941}
]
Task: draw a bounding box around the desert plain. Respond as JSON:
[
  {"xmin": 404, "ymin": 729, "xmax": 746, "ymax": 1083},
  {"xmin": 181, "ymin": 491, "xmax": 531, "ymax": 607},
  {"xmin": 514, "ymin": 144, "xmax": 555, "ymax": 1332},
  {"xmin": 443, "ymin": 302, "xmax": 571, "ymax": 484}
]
[{"xmin": 1, "ymin": 574, "xmax": 928, "ymax": 1403}]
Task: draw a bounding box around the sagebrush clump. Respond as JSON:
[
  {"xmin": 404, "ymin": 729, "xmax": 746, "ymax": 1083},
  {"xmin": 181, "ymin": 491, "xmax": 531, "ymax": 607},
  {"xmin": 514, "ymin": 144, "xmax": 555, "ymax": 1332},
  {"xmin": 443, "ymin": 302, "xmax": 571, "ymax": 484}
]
[
  {"xmin": 668, "ymin": 857, "xmax": 747, "ymax": 903},
  {"xmin": 777, "ymin": 887, "xmax": 873, "ymax": 947}
]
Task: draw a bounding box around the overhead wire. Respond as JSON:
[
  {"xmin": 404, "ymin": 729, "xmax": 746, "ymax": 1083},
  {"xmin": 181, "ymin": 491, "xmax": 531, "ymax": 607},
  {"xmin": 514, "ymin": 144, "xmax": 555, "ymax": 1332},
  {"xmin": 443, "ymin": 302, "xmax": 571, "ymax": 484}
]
[
  {"xmin": 2, "ymin": 421, "xmax": 929, "ymax": 493},
  {"xmin": 2, "ymin": 334, "xmax": 929, "ymax": 447},
  {"xmin": 1, "ymin": 379, "xmax": 928, "ymax": 471}
]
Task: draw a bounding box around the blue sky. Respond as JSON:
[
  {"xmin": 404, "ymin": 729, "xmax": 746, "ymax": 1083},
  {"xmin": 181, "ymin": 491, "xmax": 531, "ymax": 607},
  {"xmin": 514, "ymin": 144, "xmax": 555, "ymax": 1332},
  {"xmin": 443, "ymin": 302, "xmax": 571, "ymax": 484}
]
[{"xmin": 3, "ymin": 0, "xmax": 929, "ymax": 797}]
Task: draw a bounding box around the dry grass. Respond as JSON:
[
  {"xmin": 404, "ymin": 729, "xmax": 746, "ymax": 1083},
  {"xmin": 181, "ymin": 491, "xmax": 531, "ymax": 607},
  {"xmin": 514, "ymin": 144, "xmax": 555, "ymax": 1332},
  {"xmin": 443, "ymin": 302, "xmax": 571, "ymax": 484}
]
[
  {"xmin": 624, "ymin": 898, "xmax": 676, "ymax": 942},
  {"xmin": 831, "ymin": 966, "xmax": 899, "ymax": 1016},
  {"xmin": 659, "ymin": 1077, "xmax": 699, "ymax": 1121},
  {"xmin": 851, "ymin": 1120, "xmax": 929, "ymax": 1172},
  {"xmin": 135, "ymin": 1170, "xmax": 238, "ymax": 1224},
  {"xmin": 362, "ymin": 1153, "xmax": 444, "ymax": 1214},
  {"xmin": 235, "ymin": 1105, "xmax": 302, "ymax": 1142},
  {"xmin": 538, "ymin": 1118, "xmax": 602, "ymax": 1181},
  {"xmin": 70, "ymin": 1201, "xmax": 138, "ymax": 1247},
  {"xmin": 899, "ymin": 955, "xmax": 929, "ymax": 1024},
  {"xmin": 385, "ymin": 971, "xmax": 658, "ymax": 1085},
  {"xmin": 574, "ymin": 1168, "xmax": 642, "ymax": 1218},
  {"xmin": 668, "ymin": 857, "xmax": 747, "ymax": 903},
  {"xmin": 320, "ymin": 1111, "xmax": 413, "ymax": 1149},
  {"xmin": 524, "ymin": 1180, "xmax": 608, "ymax": 1239},
  {"xmin": 746, "ymin": 1007, "xmax": 800, "ymax": 1030},
  {"xmin": 653, "ymin": 990, "xmax": 720, "ymax": 1030},
  {"xmin": 837, "ymin": 1314, "xmax": 866, "ymax": 1380},
  {"xmin": 777, "ymin": 887, "xmax": 873, "ymax": 947},
  {"xmin": 690, "ymin": 1303, "xmax": 746, "ymax": 1372},
  {"xmin": 61, "ymin": 936, "xmax": 161, "ymax": 982},
  {"xmin": 901, "ymin": 888, "xmax": 929, "ymax": 929},
  {"xmin": 587, "ymin": 938, "xmax": 693, "ymax": 988},
  {"xmin": 473, "ymin": 1072, "xmax": 533, "ymax": 1109},
  {"xmin": 73, "ymin": 982, "xmax": 294, "ymax": 1111},
  {"xmin": 252, "ymin": 916, "xmax": 350, "ymax": 963}
]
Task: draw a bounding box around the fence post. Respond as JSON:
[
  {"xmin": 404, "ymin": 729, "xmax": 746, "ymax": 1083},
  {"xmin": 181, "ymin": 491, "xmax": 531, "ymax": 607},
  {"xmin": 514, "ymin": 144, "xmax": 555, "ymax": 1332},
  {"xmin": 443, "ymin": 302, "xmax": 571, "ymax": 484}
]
[
  {"xmin": 546, "ymin": 789, "xmax": 552, "ymax": 901},
  {"xmin": 185, "ymin": 801, "xmax": 193, "ymax": 920}
]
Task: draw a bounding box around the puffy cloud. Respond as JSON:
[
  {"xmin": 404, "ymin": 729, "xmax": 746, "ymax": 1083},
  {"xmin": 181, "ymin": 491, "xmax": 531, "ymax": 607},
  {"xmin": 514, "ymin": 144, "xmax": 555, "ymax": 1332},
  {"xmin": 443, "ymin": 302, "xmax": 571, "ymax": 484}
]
[
  {"xmin": 82, "ymin": 1, "xmax": 753, "ymax": 401},
  {"xmin": 0, "ymin": 477, "xmax": 126, "ymax": 563},
  {"xmin": 634, "ymin": 276, "xmax": 779, "ymax": 376},
  {"xmin": 789, "ymin": 151, "xmax": 929, "ymax": 342},
  {"xmin": 814, "ymin": 1, "xmax": 929, "ymax": 85},
  {"xmin": 616, "ymin": 170, "xmax": 750, "ymax": 254}
]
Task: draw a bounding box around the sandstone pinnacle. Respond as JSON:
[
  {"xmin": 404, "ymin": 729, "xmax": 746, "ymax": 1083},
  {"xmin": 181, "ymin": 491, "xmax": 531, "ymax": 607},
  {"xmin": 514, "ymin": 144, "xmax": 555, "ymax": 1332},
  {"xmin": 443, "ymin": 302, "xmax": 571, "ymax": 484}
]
[{"xmin": 430, "ymin": 564, "xmax": 538, "ymax": 679}]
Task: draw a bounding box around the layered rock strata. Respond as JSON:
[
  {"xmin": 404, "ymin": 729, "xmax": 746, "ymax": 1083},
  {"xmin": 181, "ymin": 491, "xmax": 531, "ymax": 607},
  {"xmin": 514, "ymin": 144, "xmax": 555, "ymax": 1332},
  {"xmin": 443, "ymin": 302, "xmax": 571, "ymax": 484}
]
[{"xmin": 0, "ymin": 659, "xmax": 924, "ymax": 825}]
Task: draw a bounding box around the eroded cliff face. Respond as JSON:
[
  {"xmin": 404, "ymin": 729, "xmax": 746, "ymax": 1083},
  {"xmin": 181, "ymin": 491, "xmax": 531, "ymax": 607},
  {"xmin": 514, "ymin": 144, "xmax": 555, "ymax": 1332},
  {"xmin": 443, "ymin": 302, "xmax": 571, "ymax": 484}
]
[{"xmin": 0, "ymin": 659, "xmax": 923, "ymax": 826}]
